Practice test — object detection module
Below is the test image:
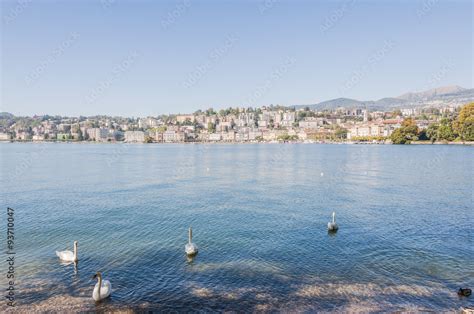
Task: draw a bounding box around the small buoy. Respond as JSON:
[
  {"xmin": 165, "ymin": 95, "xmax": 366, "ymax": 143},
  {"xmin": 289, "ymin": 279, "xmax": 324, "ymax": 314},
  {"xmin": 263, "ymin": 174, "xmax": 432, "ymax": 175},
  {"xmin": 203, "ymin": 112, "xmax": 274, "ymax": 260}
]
[
  {"xmin": 458, "ymin": 288, "xmax": 472, "ymax": 297},
  {"xmin": 320, "ymin": 172, "xmax": 324, "ymax": 177}
]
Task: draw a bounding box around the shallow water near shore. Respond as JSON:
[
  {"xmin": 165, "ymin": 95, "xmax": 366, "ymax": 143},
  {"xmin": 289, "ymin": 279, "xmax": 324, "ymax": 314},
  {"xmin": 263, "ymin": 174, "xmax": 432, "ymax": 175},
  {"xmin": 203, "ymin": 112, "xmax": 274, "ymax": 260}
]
[{"xmin": 1, "ymin": 143, "xmax": 473, "ymax": 312}]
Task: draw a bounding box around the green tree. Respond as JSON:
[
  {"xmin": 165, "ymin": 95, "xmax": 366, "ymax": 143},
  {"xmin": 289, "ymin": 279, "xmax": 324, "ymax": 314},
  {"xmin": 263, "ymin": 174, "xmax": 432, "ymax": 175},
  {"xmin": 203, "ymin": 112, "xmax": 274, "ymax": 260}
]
[
  {"xmin": 390, "ymin": 128, "xmax": 407, "ymax": 144},
  {"xmin": 277, "ymin": 134, "xmax": 298, "ymax": 141},
  {"xmin": 392, "ymin": 109, "xmax": 402, "ymax": 117},
  {"xmin": 390, "ymin": 118, "xmax": 419, "ymax": 144},
  {"xmin": 418, "ymin": 129, "xmax": 428, "ymax": 141},
  {"xmin": 77, "ymin": 128, "xmax": 84, "ymax": 141},
  {"xmin": 426, "ymin": 123, "xmax": 439, "ymax": 142},
  {"xmin": 206, "ymin": 108, "xmax": 216, "ymax": 116},
  {"xmin": 437, "ymin": 118, "xmax": 455, "ymax": 141},
  {"xmin": 269, "ymin": 119, "xmax": 274, "ymax": 129},
  {"xmin": 207, "ymin": 122, "xmax": 216, "ymax": 133},
  {"xmin": 145, "ymin": 136, "xmax": 154, "ymax": 143},
  {"xmin": 335, "ymin": 127, "xmax": 348, "ymax": 140}
]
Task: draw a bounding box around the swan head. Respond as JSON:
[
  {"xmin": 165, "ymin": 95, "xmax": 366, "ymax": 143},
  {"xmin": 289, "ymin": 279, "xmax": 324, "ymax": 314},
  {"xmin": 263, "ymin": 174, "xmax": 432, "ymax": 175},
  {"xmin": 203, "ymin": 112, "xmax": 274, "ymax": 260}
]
[{"xmin": 92, "ymin": 272, "xmax": 102, "ymax": 280}]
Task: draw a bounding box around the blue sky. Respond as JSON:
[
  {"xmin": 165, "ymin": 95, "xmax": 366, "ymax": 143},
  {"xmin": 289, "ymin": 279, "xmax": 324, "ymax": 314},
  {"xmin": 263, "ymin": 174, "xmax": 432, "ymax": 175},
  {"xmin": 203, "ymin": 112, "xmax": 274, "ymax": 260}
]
[{"xmin": 1, "ymin": 0, "xmax": 472, "ymax": 116}]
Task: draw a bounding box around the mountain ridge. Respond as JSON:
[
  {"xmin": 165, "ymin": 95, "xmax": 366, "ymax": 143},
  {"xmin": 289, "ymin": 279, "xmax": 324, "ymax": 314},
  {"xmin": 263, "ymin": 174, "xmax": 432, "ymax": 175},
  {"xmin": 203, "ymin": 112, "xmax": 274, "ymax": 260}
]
[{"xmin": 295, "ymin": 86, "xmax": 473, "ymax": 111}]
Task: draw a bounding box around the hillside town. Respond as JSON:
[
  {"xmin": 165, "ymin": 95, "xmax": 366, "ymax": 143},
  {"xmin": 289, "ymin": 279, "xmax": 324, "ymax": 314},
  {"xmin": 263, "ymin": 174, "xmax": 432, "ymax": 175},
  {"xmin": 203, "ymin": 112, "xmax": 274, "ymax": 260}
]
[{"xmin": 1, "ymin": 101, "xmax": 473, "ymax": 144}]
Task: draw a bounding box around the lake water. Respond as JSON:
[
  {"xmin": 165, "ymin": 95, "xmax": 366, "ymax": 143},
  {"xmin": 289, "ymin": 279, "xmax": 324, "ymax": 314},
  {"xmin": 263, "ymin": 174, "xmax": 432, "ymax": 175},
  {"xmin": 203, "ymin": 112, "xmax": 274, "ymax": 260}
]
[{"xmin": 1, "ymin": 143, "xmax": 473, "ymax": 312}]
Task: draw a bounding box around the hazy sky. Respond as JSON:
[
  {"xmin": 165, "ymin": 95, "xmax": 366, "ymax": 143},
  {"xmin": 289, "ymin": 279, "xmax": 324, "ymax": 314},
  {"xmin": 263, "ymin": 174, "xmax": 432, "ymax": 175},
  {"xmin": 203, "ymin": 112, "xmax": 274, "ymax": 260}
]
[{"xmin": 1, "ymin": 0, "xmax": 472, "ymax": 116}]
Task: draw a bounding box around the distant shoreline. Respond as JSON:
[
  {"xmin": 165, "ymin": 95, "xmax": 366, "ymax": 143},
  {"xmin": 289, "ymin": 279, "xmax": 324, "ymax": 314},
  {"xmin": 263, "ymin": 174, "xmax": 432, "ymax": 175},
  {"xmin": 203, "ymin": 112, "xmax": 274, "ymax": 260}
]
[{"xmin": 1, "ymin": 140, "xmax": 473, "ymax": 146}]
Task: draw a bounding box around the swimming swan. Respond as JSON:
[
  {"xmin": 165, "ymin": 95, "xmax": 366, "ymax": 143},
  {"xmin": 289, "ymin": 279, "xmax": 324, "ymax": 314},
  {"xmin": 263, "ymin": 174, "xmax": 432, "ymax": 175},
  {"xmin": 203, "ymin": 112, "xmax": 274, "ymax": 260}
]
[
  {"xmin": 56, "ymin": 241, "xmax": 78, "ymax": 262},
  {"xmin": 185, "ymin": 227, "xmax": 198, "ymax": 256},
  {"xmin": 327, "ymin": 212, "xmax": 338, "ymax": 231},
  {"xmin": 92, "ymin": 272, "xmax": 112, "ymax": 301}
]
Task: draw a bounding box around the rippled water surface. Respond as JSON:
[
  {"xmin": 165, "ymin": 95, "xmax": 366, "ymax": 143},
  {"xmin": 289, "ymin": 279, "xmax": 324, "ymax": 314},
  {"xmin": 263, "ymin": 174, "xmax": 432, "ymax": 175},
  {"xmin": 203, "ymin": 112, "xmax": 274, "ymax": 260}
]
[{"xmin": 1, "ymin": 143, "xmax": 473, "ymax": 312}]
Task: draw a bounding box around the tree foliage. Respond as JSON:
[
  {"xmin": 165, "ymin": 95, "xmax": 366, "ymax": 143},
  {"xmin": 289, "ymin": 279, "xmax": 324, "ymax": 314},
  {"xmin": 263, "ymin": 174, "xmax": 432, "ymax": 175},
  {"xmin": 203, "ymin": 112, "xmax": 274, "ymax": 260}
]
[
  {"xmin": 277, "ymin": 134, "xmax": 298, "ymax": 141},
  {"xmin": 454, "ymin": 102, "xmax": 474, "ymax": 141},
  {"xmin": 207, "ymin": 122, "xmax": 216, "ymax": 133},
  {"xmin": 390, "ymin": 118, "xmax": 419, "ymax": 144}
]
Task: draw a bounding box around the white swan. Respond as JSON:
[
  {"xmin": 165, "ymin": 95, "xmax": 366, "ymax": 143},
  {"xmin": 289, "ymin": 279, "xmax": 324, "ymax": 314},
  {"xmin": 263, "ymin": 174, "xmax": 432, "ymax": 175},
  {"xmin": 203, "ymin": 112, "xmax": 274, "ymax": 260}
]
[
  {"xmin": 56, "ymin": 241, "xmax": 78, "ymax": 262},
  {"xmin": 327, "ymin": 212, "xmax": 338, "ymax": 231},
  {"xmin": 92, "ymin": 272, "xmax": 112, "ymax": 301},
  {"xmin": 185, "ymin": 227, "xmax": 198, "ymax": 256}
]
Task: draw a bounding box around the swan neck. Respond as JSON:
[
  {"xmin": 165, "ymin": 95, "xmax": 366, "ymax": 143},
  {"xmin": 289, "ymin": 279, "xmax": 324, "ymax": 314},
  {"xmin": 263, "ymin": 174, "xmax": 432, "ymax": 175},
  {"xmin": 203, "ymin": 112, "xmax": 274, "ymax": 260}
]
[
  {"xmin": 188, "ymin": 228, "xmax": 192, "ymax": 244},
  {"xmin": 73, "ymin": 243, "xmax": 78, "ymax": 260},
  {"xmin": 332, "ymin": 212, "xmax": 335, "ymax": 223},
  {"xmin": 97, "ymin": 274, "xmax": 102, "ymax": 297}
]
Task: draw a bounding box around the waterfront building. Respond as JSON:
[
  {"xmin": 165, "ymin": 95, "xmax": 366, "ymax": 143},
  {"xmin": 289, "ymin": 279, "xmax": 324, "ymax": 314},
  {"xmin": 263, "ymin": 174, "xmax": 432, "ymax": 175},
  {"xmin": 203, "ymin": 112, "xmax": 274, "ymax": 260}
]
[
  {"xmin": 162, "ymin": 130, "xmax": 186, "ymax": 142},
  {"xmin": 163, "ymin": 130, "xmax": 177, "ymax": 143},
  {"xmin": 32, "ymin": 135, "xmax": 45, "ymax": 141},
  {"xmin": 16, "ymin": 131, "xmax": 32, "ymax": 140},
  {"xmin": 222, "ymin": 131, "xmax": 236, "ymax": 142},
  {"xmin": 124, "ymin": 131, "xmax": 147, "ymax": 143},
  {"xmin": 0, "ymin": 133, "xmax": 10, "ymax": 141},
  {"xmin": 299, "ymin": 117, "xmax": 325, "ymax": 129},
  {"xmin": 281, "ymin": 112, "xmax": 296, "ymax": 127},
  {"xmin": 209, "ymin": 133, "xmax": 222, "ymax": 141},
  {"xmin": 87, "ymin": 128, "xmax": 109, "ymax": 141},
  {"xmin": 149, "ymin": 130, "xmax": 163, "ymax": 142},
  {"xmin": 235, "ymin": 131, "xmax": 249, "ymax": 142},
  {"xmin": 347, "ymin": 124, "xmax": 384, "ymax": 139},
  {"xmin": 197, "ymin": 132, "xmax": 209, "ymax": 142}
]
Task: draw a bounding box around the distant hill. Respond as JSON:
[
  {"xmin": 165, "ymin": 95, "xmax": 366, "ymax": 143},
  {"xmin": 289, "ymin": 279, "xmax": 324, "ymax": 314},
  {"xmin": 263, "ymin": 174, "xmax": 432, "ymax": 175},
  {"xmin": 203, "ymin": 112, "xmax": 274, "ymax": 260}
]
[
  {"xmin": 295, "ymin": 86, "xmax": 473, "ymax": 111},
  {"xmin": 0, "ymin": 112, "xmax": 14, "ymax": 119},
  {"xmin": 398, "ymin": 85, "xmax": 466, "ymax": 101},
  {"xmin": 311, "ymin": 98, "xmax": 366, "ymax": 109}
]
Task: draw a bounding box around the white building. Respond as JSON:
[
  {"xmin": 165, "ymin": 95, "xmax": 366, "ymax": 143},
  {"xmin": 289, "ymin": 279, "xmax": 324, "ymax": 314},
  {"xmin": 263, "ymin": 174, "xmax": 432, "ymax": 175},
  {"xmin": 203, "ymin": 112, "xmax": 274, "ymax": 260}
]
[
  {"xmin": 347, "ymin": 124, "xmax": 385, "ymax": 139},
  {"xmin": 222, "ymin": 131, "xmax": 235, "ymax": 142},
  {"xmin": 163, "ymin": 130, "xmax": 185, "ymax": 142},
  {"xmin": 281, "ymin": 112, "xmax": 296, "ymax": 127},
  {"xmin": 125, "ymin": 131, "xmax": 147, "ymax": 143},
  {"xmin": 139, "ymin": 117, "xmax": 159, "ymax": 129},
  {"xmin": 32, "ymin": 135, "xmax": 45, "ymax": 141},
  {"xmin": 87, "ymin": 128, "xmax": 108, "ymax": 141},
  {"xmin": 401, "ymin": 108, "xmax": 418, "ymax": 116},
  {"xmin": 209, "ymin": 133, "xmax": 222, "ymax": 141}
]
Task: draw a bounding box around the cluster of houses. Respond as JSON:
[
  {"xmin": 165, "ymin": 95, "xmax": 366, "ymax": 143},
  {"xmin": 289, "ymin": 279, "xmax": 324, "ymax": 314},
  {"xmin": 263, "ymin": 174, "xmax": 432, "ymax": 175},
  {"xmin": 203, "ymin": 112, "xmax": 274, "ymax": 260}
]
[{"xmin": 0, "ymin": 105, "xmax": 456, "ymax": 143}]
